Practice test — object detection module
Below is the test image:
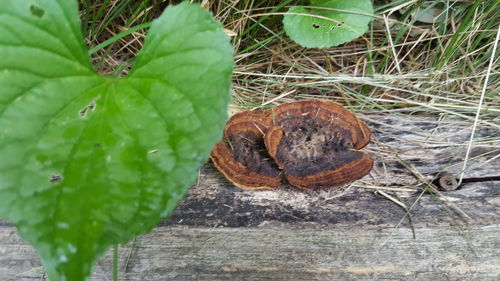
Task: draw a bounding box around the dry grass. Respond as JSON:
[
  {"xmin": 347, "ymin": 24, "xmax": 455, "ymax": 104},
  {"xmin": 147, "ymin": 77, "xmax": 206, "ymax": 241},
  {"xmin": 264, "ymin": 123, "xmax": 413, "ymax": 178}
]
[{"xmin": 84, "ymin": 1, "xmax": 499, "ymax": 115}]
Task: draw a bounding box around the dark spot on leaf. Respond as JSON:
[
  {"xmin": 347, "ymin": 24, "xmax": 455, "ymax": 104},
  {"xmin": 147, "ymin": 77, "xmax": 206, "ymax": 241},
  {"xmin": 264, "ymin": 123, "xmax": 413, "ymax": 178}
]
[
  {"xmin": 312, "ymin": 24, "xmax": 320, "ymax": 29},
  {"xmin": 30, "ymin": 5, "xmax": 45, "ymax": 18},
  {"xmin": 50, "ymin": 174, "xmax": 62, "ymax": 183}
]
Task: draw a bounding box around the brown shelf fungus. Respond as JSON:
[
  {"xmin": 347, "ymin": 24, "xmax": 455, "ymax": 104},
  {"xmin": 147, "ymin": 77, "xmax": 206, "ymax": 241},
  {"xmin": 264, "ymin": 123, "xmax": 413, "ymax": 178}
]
[
  {"xmin": 211, "ymin": 100, "xmax": 373, "ymax": 190},
  {"xmin": 210, "ymin": 110, "xmax": 282, "ymax": 190},
  {"xmin": 264, "ymin": 100, "xmax": 373, "ymax": 190}
]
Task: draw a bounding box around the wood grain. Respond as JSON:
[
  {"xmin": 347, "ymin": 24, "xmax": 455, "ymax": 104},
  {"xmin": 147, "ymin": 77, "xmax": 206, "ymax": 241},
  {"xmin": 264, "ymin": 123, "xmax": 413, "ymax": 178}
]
[{"xmin": 1, "ymin": 114, "xmax": 499, "ymax": 280}]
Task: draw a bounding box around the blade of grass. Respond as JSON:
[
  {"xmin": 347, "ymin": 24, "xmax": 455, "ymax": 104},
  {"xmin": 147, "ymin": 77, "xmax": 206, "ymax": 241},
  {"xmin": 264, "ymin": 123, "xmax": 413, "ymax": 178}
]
[
  {"xmin": 458, "ymin": 24, "xmax": 500, "ymax": 185},
  {"xmin": 88, "ymin": 22, "xmax": 151, "ymax": 56}
]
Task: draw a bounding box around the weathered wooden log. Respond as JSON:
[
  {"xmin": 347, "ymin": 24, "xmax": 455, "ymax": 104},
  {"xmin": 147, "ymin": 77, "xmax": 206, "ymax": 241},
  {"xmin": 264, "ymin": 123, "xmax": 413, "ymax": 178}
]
[{"xmin": 1, "ymin": 115, "xmax": 499, "ymax": 280}]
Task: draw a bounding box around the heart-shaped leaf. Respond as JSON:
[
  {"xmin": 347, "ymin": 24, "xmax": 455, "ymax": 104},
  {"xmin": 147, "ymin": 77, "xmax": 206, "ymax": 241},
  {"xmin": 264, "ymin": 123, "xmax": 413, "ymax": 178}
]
[
  {"xmin": 0, "ymin": 1, "xmax": 233, "ymax": 280},
  {"xmin": 283, "ymin": 0, "xmax": 374, "ymax": 48}
]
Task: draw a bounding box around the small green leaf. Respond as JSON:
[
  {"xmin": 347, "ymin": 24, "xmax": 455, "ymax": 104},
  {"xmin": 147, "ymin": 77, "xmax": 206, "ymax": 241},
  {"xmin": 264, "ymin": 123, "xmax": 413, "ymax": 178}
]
[
  {"xmin": 0, "ymin": 1, "xmax": 233, "ymax": 280},
  {"xmin": 283, "ymin": 0, "xmax": 374, "ymax": 48}
]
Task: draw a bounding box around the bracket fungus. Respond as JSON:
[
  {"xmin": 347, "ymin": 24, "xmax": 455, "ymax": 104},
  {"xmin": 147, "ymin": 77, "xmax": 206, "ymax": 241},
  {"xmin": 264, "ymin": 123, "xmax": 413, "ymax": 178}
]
[
  {"xmin": 211, "ymin": 100, "xmax": 373, "ymax": 190},
  {"xmin": 264, "ymin": 100, "xmax": 373, "ymax": 189},
  {"xmin": 210, "ymin": 110, "xmax": 282, "ymax": 190}
]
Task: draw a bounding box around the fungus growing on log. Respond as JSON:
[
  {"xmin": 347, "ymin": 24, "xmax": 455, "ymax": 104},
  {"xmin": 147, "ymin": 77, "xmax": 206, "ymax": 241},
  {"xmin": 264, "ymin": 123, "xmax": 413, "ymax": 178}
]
[
  {"xmin": 211, "ymin": 100, "xmax": 373, "ymax": 190},
  {"xmin": 210, "ymin": 110, "xmax": 282, "ymax": 190},
  {"xmin": 264, "ymin": 100, "xmax": 373, "ymax": 189}
]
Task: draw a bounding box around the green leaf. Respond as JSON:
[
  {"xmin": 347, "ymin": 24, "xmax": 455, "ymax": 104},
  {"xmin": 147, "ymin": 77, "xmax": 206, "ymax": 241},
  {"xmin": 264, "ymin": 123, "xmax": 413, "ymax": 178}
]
[
  {"xmin": 283, "ymin": 0, "xmax": 374, "ymax": 48},
  {"xmin": 0, "ymin": 1, "xmax": 233, "ymax": 280}
]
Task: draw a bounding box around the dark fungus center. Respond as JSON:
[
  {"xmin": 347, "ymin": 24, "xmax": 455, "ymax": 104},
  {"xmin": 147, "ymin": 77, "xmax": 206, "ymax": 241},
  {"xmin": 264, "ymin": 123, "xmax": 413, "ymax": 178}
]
[
  {"xmin": 230, "ymin": 131, "xmax": 281, "ymax": 178},
  {"xmin": 276, "ymin": 117, "xmax": 363, "ymax": 177}
]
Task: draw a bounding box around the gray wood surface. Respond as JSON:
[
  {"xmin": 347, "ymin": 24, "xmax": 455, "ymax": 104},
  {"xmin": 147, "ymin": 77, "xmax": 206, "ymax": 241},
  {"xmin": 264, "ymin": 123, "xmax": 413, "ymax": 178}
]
[{"xmin": 1, "ymin": 114, "xmax": 499, "ymax": 280}]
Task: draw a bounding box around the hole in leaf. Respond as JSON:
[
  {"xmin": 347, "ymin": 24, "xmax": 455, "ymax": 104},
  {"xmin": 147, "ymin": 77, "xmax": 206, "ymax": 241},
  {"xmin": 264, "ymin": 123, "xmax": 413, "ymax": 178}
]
[
  {"xmin": 79, "ymin": 108, "xmax": 87, "ymax": 117},
  {"xmin": 30, "ymin": 5, "xmax": 45, "ymax": 18},
  {"xmin": 331, "ymin": 21, "xmax": 344, "ymax": 29},
  {"xmin": 79, "ymin": 103, "xmax": 96, "ymax": 118},
  {"xmin": 50, "ymin": 173, "xmax": 62, "ymax": 183},
  {"xmin": 312, "ymin": 24, "xmax": 320, "ymax": 29}
]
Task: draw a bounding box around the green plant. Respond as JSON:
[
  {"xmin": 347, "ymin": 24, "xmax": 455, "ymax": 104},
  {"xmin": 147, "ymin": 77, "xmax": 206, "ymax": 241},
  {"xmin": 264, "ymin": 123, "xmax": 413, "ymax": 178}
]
[
  {"xmin": 283, "ymin": 0, "xmax": 374, "ymax": 48},
  {"xmin": 0, "ymin": 0, "xmax": 233, "ymax": 280}
]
